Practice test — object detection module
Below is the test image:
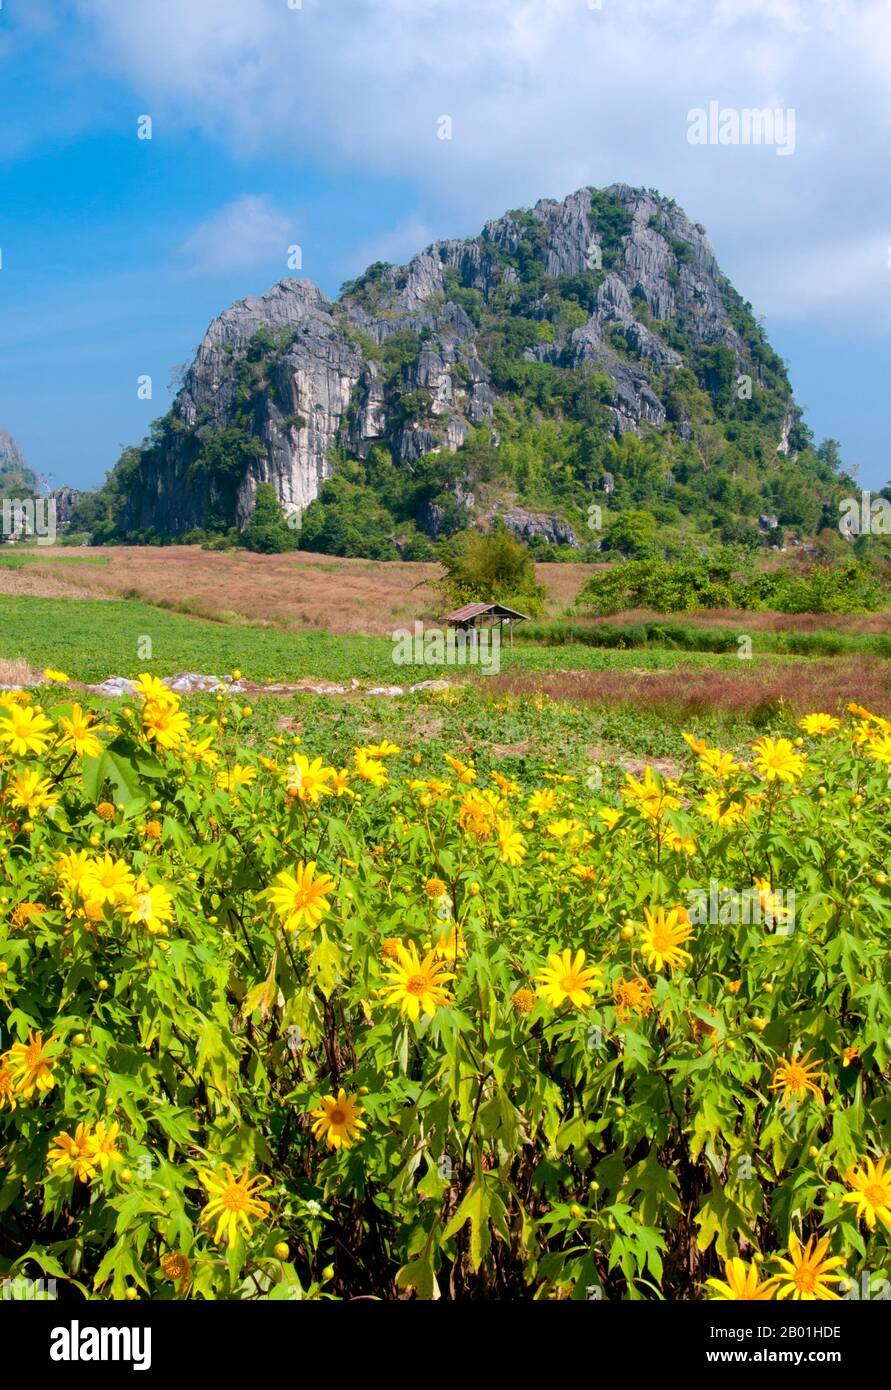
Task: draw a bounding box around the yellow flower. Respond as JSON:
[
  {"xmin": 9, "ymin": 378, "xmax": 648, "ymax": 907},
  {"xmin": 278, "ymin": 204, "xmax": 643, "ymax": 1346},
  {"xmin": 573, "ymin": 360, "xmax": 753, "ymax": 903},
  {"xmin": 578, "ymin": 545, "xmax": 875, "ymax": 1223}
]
[
  {"xmin": 698, "ymin": 748, "xmax": 742, "ymax": 780},
  {"xmin": 423, "ymin": 877, "xmax": 447, "ymax": 900},
  {"xmin": 613, "ymin": 976, "xmax": 654, "ymax": 1023},
  {"xmin": 0, "ymin": 1060, "xmax": 17, "ymax": 1112},
  {"xmin": 663, "ymin": 825, "xmax": 696, "ymax": 855},
  {"xmin": 309, "ymin": 1089, "xmax": 367, "ymax": 1150},
  {"xmin": 10, "ymin": 901, "xmax": 47, "ymax": 929},
  {"xmin": 6, "ymin": 1030, "xmax": 58, "ymax": 1099},
  {"xmin": 769, "ymin": 1050, "xmax": 824, "ymax": 1107},
  {"xmin": 546, "ymin": 817, "xmax": 584, "ymax": 840},
  {"xmin": 198, "ymin": 1164, "xmax": 272, "ymax": 1248},
  {"xmin": 80, "ymin": 854, "xmax": 136, "ymax": 909},
  {"xmin": 865, "ymin": 734, "xmax": 891, "ymax": 765},
  {"xmin": 846, "ymin": 702, "xmax": 885, "ymax": 723},
  {"xmin": 42, "ymin": 668, "xmax": 70, "ymax": 684},
  {"xmin": 444, "ymin": 754, "xmax": 476, "ymax": 784},
  {"xmin": 5, "ymin": 769, "xmax": 59, "ymax": 817},
  {"xmin": 774, "ymin": 1232, "xmax": 845, "ymax": 1301},
  {"xmin": 96, "ymin": 801, "xmax": 116, "ymax": 821},
  {"xmin": 535, "ymin": 948, "xmax": 602, "ymax": 1010},
  {"xmin": 496, "ymin": 817, "xmax": 526, "ymax": 866},
  {"xmin": 621, "ymin": 767, "xmax": 682, "ymax": 823},
  {"xmin": 48, "ymin": 1124, "xmax": 98, "ymax": 1183},
  {"xmin": 457, "ymin": 788, "xmax": 503, "ymax": 841},
  {"xmin": 752, "ymin": 736, "xmax": 805, "ymax": 784},
  {"xmin": 597, "ymin": 807, "xmax": 623, "ymax": 831},
  {"xmin": 91, "ymin": 1119, "xmax": 123, "ymax": 1170},
  {"xmin": 126, "ymin": 878, "xmax": 175, "ymax": 934},
  {"xmin": 705, "ymin": 1258, "xmax": 777, "ymax": 1301},
  {"xmin": 183, "ymin": 734, "xmax": 219, "ymax": 768},
  {"xmin": 528, "ymin": 789, "xmax": 557, "ymax": 815},
  {"xmin": 699, "ymin": 789, "xmax": 747, "ymax": 827},
  {"xmin": 638, "ymin": 906, "xmax": 693, "ymax": 974},
  {"xmin": 681, "ymin": 732, "xmax": 709, "ymax": 756},
  {"xmin": 0, "ymin": 703, "xmax": 54, "ymax": 756},
  {"xmin": 57, "ymin": 703, "xmax": 103, "ymax": 758},
  {"xmin": 798, "ymin": 713, "xmax": 840, "ymax": 736},
  {"xmin": 840, "ymin": 1155, "xmax": 891, "ymax": 1232},
  {"xmin": 754, "ymin": 878, "xmax": 790, "ymax": 925},
  {"xmin": 381, "ymin": 936, "xmax": 401, "ymax": 959},
  {"xmin": 353, "ymin": 748, "xmax": 388, "ymax": 786},
  {"xmin": 285, "ymin": 754, "xmax": 334, "ymax": 803},
  {"xmin": 216, "ymin": 763, "xmax": 257, "ymax": 793},
  {"xmin": 511, "ymin": 988, "xmax": 536, "ymax": 1015},
  {"xmin": 379, "ymin": 941, "xmax": 454, "ymax": 1021},
  {"xmin": 132, "ymin": 673, "xmax": 177, "ymax": 705},
  {"xmin": 268, "ymin": 861, "xmax": 336, "ymax": 934},
  {"xmin": 432, "ymin": 920, "xmax": 465, "ymax": 961},
  {"xmin": 329, "ymin": 768, "xmax": 353, "ymax": 798},
  {"xmin": 363, "ymin": 739, "xmax": 400, "ymax": 758},
  {"xmin": 56, "ymin": 850, "xmax": 94, "ymax": 894},
  {"xmin": 142, "ymin": 700, "xmax": 190, "ymax": 750}
]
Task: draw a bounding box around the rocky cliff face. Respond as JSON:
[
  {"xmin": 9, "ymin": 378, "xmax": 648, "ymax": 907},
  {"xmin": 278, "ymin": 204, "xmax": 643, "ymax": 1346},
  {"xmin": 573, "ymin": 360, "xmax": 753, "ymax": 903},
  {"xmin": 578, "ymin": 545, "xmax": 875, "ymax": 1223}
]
[
  {"xmin": 0, "ymin": 427, "xmax": 38, "ymax": 496},
  {"xmin": 115, "ymin": 184, "xmax": 796, "ymax": 542}
]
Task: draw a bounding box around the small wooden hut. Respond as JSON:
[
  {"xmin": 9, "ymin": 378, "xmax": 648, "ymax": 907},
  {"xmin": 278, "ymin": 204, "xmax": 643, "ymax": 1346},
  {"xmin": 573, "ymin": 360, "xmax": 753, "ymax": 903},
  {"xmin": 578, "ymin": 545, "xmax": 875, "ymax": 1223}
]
[{"xmin": 442, "ymin": 601, "xmax": 529, "ymax": 649}]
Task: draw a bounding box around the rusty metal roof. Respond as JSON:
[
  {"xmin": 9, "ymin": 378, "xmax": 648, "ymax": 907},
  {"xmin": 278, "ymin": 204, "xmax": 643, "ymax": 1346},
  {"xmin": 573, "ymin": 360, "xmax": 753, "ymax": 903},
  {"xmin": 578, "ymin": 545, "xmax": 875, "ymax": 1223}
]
[{"xmin": 443, "ymin": 601, "xmax": 529, "ymax": 623}]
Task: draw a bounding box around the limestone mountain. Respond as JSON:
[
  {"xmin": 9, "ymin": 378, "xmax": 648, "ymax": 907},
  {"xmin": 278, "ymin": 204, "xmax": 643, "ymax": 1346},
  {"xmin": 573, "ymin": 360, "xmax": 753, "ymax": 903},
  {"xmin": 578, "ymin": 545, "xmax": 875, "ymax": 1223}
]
[
  {"xmin": 0, "ymin": 426, "xmax": 39, "ymax": 498},
  {"xmin": 98, "ymin": 184, "xmax": 847, "ymax": 556}
]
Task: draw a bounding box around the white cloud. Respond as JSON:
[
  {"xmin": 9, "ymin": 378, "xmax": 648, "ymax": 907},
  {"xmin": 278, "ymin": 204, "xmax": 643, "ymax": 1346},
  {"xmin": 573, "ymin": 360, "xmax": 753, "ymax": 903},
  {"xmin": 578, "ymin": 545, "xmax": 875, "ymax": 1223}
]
[
  {"xmin": 342, "ymin": 215, "xmax": 436, "ymax": 278},
  {"xmin": 66, "ymin": 0, "xmax": 891, "ymax": 326},
  {"xmin": 178, "ymin": 195, "xmax": 295, "ymax": 276}
]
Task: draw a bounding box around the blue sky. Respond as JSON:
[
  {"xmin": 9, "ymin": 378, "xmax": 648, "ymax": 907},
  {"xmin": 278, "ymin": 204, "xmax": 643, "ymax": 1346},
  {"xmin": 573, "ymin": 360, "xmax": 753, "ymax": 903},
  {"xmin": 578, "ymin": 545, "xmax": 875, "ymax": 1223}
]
[{"xmin": 1, "ymin": 0, "xmax": 889, "ymax": 492}]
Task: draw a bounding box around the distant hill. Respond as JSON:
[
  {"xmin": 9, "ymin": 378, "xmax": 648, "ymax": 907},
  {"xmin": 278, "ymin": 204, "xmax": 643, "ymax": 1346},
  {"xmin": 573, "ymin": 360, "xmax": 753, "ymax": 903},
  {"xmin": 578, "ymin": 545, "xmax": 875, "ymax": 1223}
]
[
  {"xmin": 95, "ymin": 184, "xmax": 853, "ymax": 557},
  {"xmin": 0, "ymin": 426, "xmax": 39, "ymax": 498}
]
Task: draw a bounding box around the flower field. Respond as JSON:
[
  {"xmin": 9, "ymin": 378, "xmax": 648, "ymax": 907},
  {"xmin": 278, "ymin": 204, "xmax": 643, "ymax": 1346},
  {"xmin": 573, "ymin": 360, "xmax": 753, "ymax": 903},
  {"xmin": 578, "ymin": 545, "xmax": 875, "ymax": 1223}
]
[{"xmin": 1, "ymin": 675, "xmax": 890, "ymax": 1301}]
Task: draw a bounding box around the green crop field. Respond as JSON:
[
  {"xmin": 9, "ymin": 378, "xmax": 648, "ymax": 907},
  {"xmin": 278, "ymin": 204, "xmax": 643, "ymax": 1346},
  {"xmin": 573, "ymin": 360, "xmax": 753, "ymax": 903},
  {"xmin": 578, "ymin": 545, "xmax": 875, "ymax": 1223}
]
[{"xmin": 0, "ymin": 594, "xmax": 756, "ymax": 686}]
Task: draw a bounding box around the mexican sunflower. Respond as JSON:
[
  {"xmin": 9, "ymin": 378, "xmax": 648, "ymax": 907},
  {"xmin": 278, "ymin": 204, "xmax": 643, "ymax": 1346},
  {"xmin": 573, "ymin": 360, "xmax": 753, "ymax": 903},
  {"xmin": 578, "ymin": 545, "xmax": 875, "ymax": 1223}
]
[
  {"xmin": 769, "ymin": 1050, "xmax": 824, "ymax": 1108},
  {"xmin": 638, "ymin": 906, "xmax": 693, "ymax": 973},
  {"xmin": 6, "ymin": 1030, "xmax": 58, "ymax": 1100},
  {"xmin": 267, "ymin": 861, "xmax": 335, "ymax": 934},
  {"xmin": 535, "ymin": 949, "xmax": 602, "ymax": 1010},
  {"xmin": 379, "ymin": 941, "xmax": 454, "ymax": 1021},
  {"xmin": 840, "ymin": 1155, "xmax": 891, "ymax": 1232},
  {"xmin": 309, "ymin": 1089, "xmax": 366, "ymax": 1150},
  {"xmin": 47, "ymin": 1124, "xmax": 98, "ymax": 1183},
  {"xmin": 705, "ymin": 1258, "xmax": 777, "ymax": 1301},
  {"xmin": 0, "ymin": 703, "xmax": 54, "ymax": 757},
  {"xmin": 774, "ymin": 1233, "xmax": 845, "ymax": 1301},
  {"xmin": 198, "ymin": 1165, "xmax": 272, "ymax": 1249},
  {"xmin": 752, "ymin": 736, "xmax": 805, "ymax": 784}
]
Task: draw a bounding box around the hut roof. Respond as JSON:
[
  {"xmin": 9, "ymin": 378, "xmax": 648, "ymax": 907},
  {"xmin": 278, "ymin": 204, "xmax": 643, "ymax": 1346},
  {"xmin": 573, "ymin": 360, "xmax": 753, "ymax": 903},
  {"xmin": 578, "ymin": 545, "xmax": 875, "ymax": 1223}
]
[{"xmin": 442, "ymin": 601, "xmax": 529, "ymax": 624}]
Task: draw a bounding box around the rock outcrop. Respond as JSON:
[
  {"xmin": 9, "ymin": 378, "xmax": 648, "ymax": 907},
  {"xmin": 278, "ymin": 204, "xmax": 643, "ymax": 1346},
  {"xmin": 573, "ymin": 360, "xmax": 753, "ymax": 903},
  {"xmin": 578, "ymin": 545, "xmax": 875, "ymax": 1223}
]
[
  {"xmin": 0, "ymin": 427, "xmax": 38, "ymax": 496},
  {"xmin": 112, "ymin": 184, "xmax": 796, "ymax": 545}
]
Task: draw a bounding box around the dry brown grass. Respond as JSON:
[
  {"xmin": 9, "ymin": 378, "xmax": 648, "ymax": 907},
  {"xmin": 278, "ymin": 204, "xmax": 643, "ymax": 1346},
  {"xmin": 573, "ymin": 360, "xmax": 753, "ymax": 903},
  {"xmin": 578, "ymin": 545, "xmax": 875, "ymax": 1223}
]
[
  {"xmin": 0, "ymin": 656, "xmax": 41, "ymax": 686},
  {"xmin": 6, "ymin": 547, "xmax": 598, "ymax": 636},
  {"xmin": 486, "ymin": 657, "xmax": 891, "ymax": 720},
  {"xmin": 0, "ymin": 566, "xmax": 108, "ymax": 601},
  {"xmin": 594, "ymin": 607, "xmax": 891, "ymax": 634}
]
